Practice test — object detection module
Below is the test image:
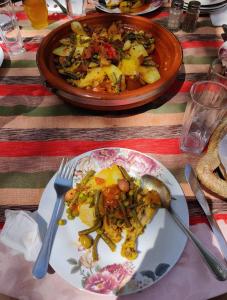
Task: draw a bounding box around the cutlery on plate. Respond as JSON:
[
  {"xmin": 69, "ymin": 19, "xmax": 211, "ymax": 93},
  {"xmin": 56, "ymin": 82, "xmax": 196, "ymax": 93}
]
[
  {"xmin": 185, "ymin": 164, "xmax": 227, "ymax": 263},
  {"xmin": 141, "ymin": 174, "xmax": 227, "ymax": 281},
  {"xmin": 32, "ymin": 158, "xmax": 74, "ymax": 279}
]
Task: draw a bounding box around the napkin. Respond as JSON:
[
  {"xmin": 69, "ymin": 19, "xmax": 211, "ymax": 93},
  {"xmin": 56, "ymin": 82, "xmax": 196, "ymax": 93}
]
[
  {"xmin": 0, "ymin": 210, "xmax": 42, "ymax": 262},
  {"xmin": 1, "ymin": 220, "xmax": 227, "ymax": 300},
  {"xmin": 210, "ymin": 5, "xmax": 227, "ymax": 27}
]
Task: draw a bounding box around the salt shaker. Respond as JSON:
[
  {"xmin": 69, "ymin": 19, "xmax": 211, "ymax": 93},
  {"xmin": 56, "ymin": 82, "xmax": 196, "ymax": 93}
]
[
  {"xmin": 167, "ymin": 0, "xmax": 184, "ymax": 32},
  {"xmin": 182, "ymin": 1, "xmax": 201, "ymax": 33}
]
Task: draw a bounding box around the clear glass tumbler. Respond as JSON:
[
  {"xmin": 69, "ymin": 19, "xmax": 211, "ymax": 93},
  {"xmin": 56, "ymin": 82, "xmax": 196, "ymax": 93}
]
[
  {"xmin": 180, "ymin": 81, "xmax": 227, "ymax": 154},
  {"xmin": 0, "ymin": 0, "xmax": 25, "ymax": 55}
]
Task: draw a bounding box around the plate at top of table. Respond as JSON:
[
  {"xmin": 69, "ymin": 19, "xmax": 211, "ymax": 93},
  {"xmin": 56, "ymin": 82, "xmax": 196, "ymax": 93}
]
[{"xmin": 94, "ymin": 0, "xmax": 162, "ymax": 15}]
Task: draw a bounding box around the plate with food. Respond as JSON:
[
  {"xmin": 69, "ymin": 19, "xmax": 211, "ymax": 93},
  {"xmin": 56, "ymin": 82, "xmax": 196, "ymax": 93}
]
[
  {"xmin": 37, "ymin": 14, "xmax": 182, "ymax": 111},
  {"xmin": 94, "ymin": 0, "xmax": 163, "ymax": 15},
  {"xmin": 38, "ymin": 148, "xmax": 188, "ymax": 295}
]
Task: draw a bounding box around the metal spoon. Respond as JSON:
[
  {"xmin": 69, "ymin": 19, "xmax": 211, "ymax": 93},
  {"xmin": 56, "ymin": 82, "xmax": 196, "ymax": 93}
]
[{"xmin": 141, "ymin": 174, "xmax": 227, "ymax": 281}]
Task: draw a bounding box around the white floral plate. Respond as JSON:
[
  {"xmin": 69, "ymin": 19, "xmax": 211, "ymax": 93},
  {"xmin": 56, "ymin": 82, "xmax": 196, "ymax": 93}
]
[
  {"xmin": 38, "ymin": 148, "xmax": 189, "ymax": 295},
  {"xmin": 0, "ymin": 47, "xmax": 4, "ymax": 67},
  {"xmin": 94, "ymin": 0, "xmax": 162, "ymax": 15}
]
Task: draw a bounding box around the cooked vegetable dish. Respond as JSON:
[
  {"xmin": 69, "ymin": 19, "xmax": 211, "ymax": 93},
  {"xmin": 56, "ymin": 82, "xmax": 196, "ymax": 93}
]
[
  {"xmin": 101, "ymin": 0, "xmax": 145, "ymax": 11},
  {"xmin": 64, "ymin": 164, "xmax": 162, "ymax": 261},
  {"xmin": 53, "ymin": 21, "xmax": 160, "ymax": 93}
]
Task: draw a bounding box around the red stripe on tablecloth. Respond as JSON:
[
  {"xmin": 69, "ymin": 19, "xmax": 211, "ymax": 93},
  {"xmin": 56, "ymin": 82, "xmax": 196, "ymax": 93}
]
[
  {"xmin": 190, "ymin": 214, "xmax": 227, "ymax": 225},
  {"xmin": 181, "ymin": 40, "xmax": 223, "ymax": 49},
  {"xmin": 16, "ymin": 11, "xmax": 28, "ymax": 21},
  {"xmin": 0, "ymin": 81, "xmax": 192, "ymax": 96},
  {"xmin": 0, "ymin": 85, "xmax": 51, "ymax": 96},
  {"xmin": 0, "ymin": 139, "xmax": 181, "ymax": 156}
]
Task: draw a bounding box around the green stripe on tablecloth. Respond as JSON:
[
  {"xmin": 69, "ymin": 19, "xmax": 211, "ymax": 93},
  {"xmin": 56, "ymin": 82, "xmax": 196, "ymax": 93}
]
[
  {"xmin": 0, "ymin": 168, "xmax": 186, "ymax": 188},
  {"xmin": 183, "ymin": 56, "xmax": 215, "ymax": 64},
  {"xmin": 2, "ymin": 60, "xmax": 38, "ymax": 68},
  {"xmin": 0, "ymin": 171, "xmax": 54, "ymax": 188},
  {"xmin": 0, "ymin": 103, "xmax": 186, "ymax": 116}
]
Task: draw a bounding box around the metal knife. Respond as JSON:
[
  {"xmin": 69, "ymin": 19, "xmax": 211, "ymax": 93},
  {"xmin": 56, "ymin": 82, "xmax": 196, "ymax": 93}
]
[{"xmin": 185, "ymin": 164, "xmax": 227, "ymax": 262}]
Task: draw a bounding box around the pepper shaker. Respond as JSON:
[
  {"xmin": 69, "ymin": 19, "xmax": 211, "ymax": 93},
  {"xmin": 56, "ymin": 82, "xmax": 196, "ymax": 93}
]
[
  {"xmin": 167, "ymin": 0, "xmax": 184, "ymax": 32},
  {"xmin": 182, "ymin": 1, "xmax": 201, "ymax": 33}
]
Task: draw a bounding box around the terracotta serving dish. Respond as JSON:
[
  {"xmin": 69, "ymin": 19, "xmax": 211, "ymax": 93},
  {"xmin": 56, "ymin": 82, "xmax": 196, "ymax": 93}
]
[{"xmin": 37, "ymin": 14, "xmax": 183, "ymax": 111}]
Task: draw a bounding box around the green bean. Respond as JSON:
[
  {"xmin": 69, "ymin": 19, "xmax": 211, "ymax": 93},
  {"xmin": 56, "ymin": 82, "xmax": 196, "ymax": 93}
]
[
  {"xmin": 124, "ymin": 200, "xmax": 130, "ymax": 206},
  {"xmin": 118, "ymin": 201, "xmax": 131, "ymax": 227},
  {"xmin": 120, "ymin": 192, "xmax": 127, "ymax": 201},
  {"xmin": 133, "ymin": 187, "xmax": 139, "ymax": 203},
  {"xmin": 78, "ymin": 221, "xmax": 101, "ymax": 235},
  {"xmin": 131, "ymin": 209, "xmax": 142, "ymax": 228},
  {"xmin": 118, "ymin": 165, "xmax": 131, "ymax": 181},
  {"xmin": 92, "ymin": 234, "xmax": 101, "ymax": 261},
  {"xmin": 128, "ymin": 190, "xmax": 134, "ymax": 197},
  {"xmin": 100, "ymin": 233, "xmax": 116, "ymax": 252},
  {"xmin": 81, "ymin": 170, "xmax": 95, "ymax": 185},
  {"xmin": 94, "ymin": 190, "xmax": 101, "ymax": 218}
]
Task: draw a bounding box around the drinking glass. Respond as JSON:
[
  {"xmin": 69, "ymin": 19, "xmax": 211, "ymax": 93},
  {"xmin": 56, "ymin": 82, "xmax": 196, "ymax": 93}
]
[
  {"xmin": 180, "ymin": 81, "xmax": 227, "ymax": 154},
  {"xmin": 23, "ymin": 0, "xmax": 48, "ymax": 29},
  {"xmin": 0, "ymin": 0, "xmax": 25, "ymax": 55}
]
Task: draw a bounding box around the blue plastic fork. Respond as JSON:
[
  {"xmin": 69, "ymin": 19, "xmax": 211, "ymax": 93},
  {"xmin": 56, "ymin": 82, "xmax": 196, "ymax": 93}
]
[{"xmin": 32, "ymin": 158, "xmax": 74, "ymax": 279}]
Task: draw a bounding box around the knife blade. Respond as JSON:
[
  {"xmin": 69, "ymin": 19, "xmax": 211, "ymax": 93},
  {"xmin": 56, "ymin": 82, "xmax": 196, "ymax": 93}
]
[{"xmin": 185, "ymin": 163, "xmax": 227, "ymax": 262}]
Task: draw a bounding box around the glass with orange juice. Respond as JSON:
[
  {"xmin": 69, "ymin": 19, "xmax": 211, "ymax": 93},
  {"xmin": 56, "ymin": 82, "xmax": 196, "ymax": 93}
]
[{"xmin": 23, "ymin": 0, "xmax": 48, "ymax": 29}]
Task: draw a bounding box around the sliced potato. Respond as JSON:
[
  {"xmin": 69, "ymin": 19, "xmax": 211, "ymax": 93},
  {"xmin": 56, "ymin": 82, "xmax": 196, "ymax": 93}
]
[
  {"xmin": 79, "ymin": 203, "xmax": 96, "ymax": 227},
  {"xmin": 76, "ymin": 68, "xmax": 105, "ymax": 88},
  {"xmin": 129, "ymin": 42, "xmax": 148, "ymax": 59},
  {"xmin": 139, "ymin": 66, "xmax": 161, "ymax": 84},
  {"xmin": 119, "ymin": 58, "xmax": 139, "ymax": 76}
]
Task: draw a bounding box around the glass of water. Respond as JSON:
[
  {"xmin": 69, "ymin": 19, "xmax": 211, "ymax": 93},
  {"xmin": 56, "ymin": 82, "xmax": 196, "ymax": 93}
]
[
  {"xmin": 0, "ymin": 0, "xmax": 25, "ymax": 55},
  {"xmin": 180, "ymin": 81, "xmax": 227, "ymax": 154}
]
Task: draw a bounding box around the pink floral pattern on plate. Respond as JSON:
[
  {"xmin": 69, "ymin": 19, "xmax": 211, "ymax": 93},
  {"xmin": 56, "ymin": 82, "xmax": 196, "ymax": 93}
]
[{"xmin": 74, "ymin": 148, "xmax": 159, "ymax": 183}]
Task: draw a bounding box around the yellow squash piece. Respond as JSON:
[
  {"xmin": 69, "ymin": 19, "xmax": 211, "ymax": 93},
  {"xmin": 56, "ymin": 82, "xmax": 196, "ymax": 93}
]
[
  {"xmin": 71, "ymin": 21, "xmax": 87, "ymax": 36},
  {"xmin": 119, "ymin": 58, "xmax": 139, "ymax": 76},
  {"xmin": 87, "ymin": 164, "xmax": 124, "ymax": 190},
  {"xmin": 129, "ymin": 42, "xmax": 148, "ymax": 59},
  {"xmin": 139, "ymin": 66, "xmax": 161, "ymax": 84},
  {"xmin": 76, "ymin": 68, "xmax": 105, "ymax": 88},
  {"xmin": 52, "ymin": 45, "xmax": 72, "ymax": 57},
  {"xmin": 103, "ymin": 65, "xmax": 122, "ymax": 85}
]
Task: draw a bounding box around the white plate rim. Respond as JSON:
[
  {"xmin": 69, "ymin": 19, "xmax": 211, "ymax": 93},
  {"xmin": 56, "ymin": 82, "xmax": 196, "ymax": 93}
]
[
  {"xmin": 184, "ymin": 0, "xmax": 226, "ymax": 5},
  {"xmin": 0, "ymin": 46, "xmax": 4, "ymax": 67},
  {"xmin": 38, "ymin": 147, "xmax": 189, "ymax": 296}
]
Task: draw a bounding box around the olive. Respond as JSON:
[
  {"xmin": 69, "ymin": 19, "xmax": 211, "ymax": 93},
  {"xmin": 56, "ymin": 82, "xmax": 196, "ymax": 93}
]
[{"xmin": 79, "ymin": 234, "xmax": 93, "ymax": 249}]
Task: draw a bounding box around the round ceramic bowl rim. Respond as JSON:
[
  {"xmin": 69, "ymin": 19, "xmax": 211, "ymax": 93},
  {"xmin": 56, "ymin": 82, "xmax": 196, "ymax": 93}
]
[{"xmin": 37, "ymin": 14, "xmax": 183, "ymax": 101}]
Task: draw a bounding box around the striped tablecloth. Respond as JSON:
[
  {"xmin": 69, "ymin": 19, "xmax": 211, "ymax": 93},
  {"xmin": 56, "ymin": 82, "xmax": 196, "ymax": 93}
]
[
  {"xmin": 0, "ymin": 2, "xmax": 226, "ymax": 227},
  {"xmin": 1, "ymin": 2, "xmax": 227, "ymax": 300}
]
